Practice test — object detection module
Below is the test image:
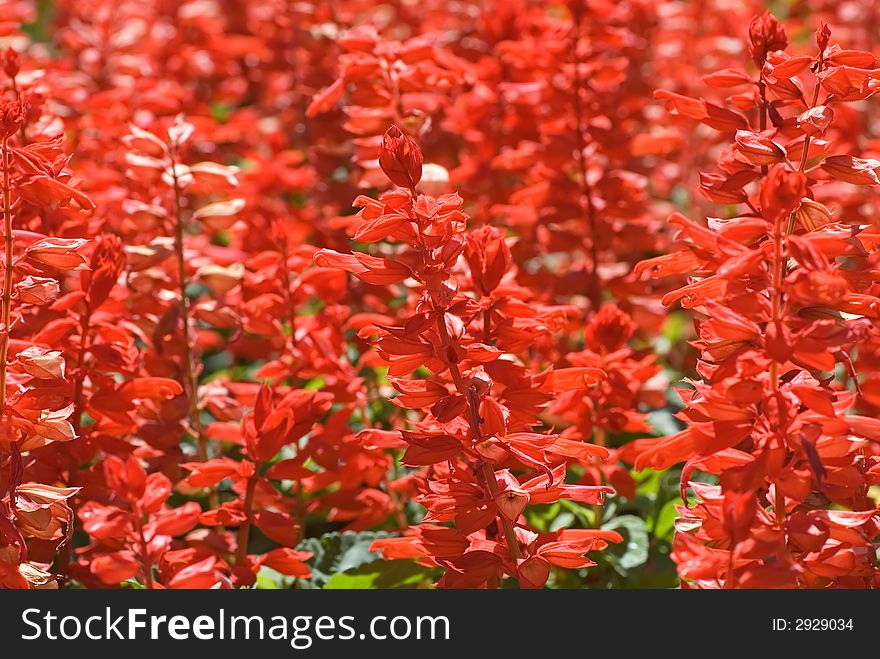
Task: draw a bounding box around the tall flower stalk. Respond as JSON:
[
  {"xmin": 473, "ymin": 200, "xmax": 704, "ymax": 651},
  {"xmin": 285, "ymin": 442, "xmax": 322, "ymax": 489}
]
[
  {"xmin": 317, "ymin": 126, "xmax": 618, "ymax": 588},
  {"xmin": 634, "ymin": 14, "xmax": 880, "ymax": 588}
]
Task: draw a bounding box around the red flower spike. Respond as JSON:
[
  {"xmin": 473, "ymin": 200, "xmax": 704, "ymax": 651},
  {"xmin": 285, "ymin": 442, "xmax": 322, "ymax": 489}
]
[
  {"xmin": 633, "ymin": 11, "xmax": 880, "ymax": 589},
  {"xmin": 378, "ymin": 126, "xmax": 423, "ymax": 190},
  {"xmin": 0, "ymin": 0, "xmax": 872, "ymax": 594}
]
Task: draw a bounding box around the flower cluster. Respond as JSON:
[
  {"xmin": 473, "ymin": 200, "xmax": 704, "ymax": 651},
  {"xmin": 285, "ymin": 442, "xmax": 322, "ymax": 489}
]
[
  {"xmin": 316, "ymin": 127, "xmax": 618, "ymax": 588},
  {"xmin": 0, "ymin": 1, "xmax": 877, "ymax": 591},
  {"xmin": 631, "ymin": 14, "xmax": 880, "ymax": 588}
]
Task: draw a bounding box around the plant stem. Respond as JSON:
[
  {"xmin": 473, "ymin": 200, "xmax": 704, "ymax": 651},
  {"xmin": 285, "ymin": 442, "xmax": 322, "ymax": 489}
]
[
  {"xmin": 774, "ymin": 485, "xmax": 786, "ymax": 526},
  {"xmin": 234, "ymin": 471, "xmax": 258, "ymax": 568},
  {"xmin": 0, "ymin": 135, "xmax": 13, "ymax": 503},
  {"xmin": 168, "ymin": 149, "xmax": 218, "ymax": 511},
  {"xmin": 798, "ymin": 60, "xmax": 824, "ymax": 172},
  {"xmin": 131, "ymin": 504, "xmax": 154, "ymax": 589},
  {"xmin": 592, "ymin": 425, "xmax": 607, "ymax": 528},
  {"xmin": 72, "ymin": 305, "xmax": 93, "ymax": 434},
  {"xmin": 275, "ymin": 231, "xmax": 314, "ymax": 533},
  {"xmin": 434, "ymin": 315, "xmax": 522, "ymax": 562},
  {"xmin": 570, "ymin": 12, "xmax": 602, "ymax": 312},
  {"xmin": 725, "ymin": 551, "xmax": 737, "ymax": 589},
  {"xmin": 769, "ymin": 209, "xmax": 784, "ymax": 393},
  {"xmin": 387, "ymin": 483, "xmax": 409, "ymax": 530},
  {"xmin": 758, "ymin": 79, "xmax": 768, "ymax": 133},
  {"xmin": 277, "ymin": 230, "xmax": 300, "ymax": 361},
  {"xmin": 404, "ymin": 182, "xmax": 521, "ymax": 578},
  {"xmin": 58, "ymin": 304, "xmax": 94, "ymax": 573}
]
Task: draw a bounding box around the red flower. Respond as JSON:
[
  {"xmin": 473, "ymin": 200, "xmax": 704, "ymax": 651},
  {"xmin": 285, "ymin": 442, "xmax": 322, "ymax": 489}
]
[
  {"xmin": 635, "ymin": 11, "xmax": 880, "ymax": 589},
  {"xmin": 747, "ymin": 11, "xmax": 788, "ymax": 65},
  {"xmin": 760, "ymin": 165, "xmax": 807, "ymax": 221},
  {"xmin": 378, "ymin": 126, "xmax": 423, "ymax": 190},
  {"xmin": 0, "ymin": 99, "xmax": 22, "ymax": 138}
]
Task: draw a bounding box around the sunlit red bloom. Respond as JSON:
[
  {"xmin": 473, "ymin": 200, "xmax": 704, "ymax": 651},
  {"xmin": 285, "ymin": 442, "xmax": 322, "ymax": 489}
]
[
  {"xmin": 631, "ymin": 9, "xmax": 880, "ymax": 589},
  {"xmin": 0, "ymin": 99, "xmax": 22, "ymax": 138},
  {"xmin": 0, "ymin": 0, "xmax": 876, "ymax": 594},
  {"xmin": 748, "ymin": 11, "xmax": 788, "ymax": 65},
  {"xmin": 378, "ymin": 126, "xmax": 423, "ymax": 191}
]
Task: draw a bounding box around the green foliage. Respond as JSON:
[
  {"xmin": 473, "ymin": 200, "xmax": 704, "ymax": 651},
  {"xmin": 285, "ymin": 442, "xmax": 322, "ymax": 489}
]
[
  {"xmin": 120, "ymin": 579, "xmax": 147, "ymax": 590},
  {"xmin": 323, "ymin": 560, "xmax": 438, "ymax": 589},
  {"xmin": 602, "ymin": 515, "xmax": 649, "ymax": 572},
  {"xmin": 295, "ymin": 531, "xmax": 393, "ymax": 589},
  {"xmin": 22, "ymin": 0, "xmax": 54, "ymax": 43},
  {"xmin": 255, "ymin": 567, "xmax": 285, "ymax": 590}
]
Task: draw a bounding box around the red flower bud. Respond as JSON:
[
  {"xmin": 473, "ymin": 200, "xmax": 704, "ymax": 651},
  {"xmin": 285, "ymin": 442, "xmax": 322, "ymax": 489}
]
[
  {"xmin": 585, "ymin": 304, "xmax": 634, "ymax": 353},
  {"xmin": 759, "ymin": 165, "xmax": 807, "ymax": 221},
  {"xmin": 83, "ymin": 234, "xmax": 126, "ymax": 309},
  {"xmin": 0, "ymin": 99, "xmax": 23, "ymax": 139},
  {"xmin": 748, "ymin": 12, "xmax": 788, "ymax": 66},
  {"xmin": 2, "ymin": 47, "xmax": 20, "ymax": 79},
  {"xmin": 465, "ymin": 226, "xmax": 512, "ymax": 295},
  {"xmin": 378, "ymin": 125, "xmax": 423, "ymax": 190},
  {"xmin": 816, "ymin": 22, "xmax": 831, "ymax": 54}
]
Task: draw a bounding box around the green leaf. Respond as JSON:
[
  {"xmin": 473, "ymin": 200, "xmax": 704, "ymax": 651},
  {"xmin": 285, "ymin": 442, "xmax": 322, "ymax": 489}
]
[
  {"xmin": 652, "ymin": 498, "xmax": 680, "ymax": 542},
  {"xmin": 323, "ymin": 560, "xmax": 437, "ymax": 589},
  {"xmin": 602, "ymin": 515, "xmax": 650, "ymax": 572},
  {"xmin": 295, "ymin": 531, "xmax": 392, "ymax": 589},
  {"xmin": 548, "ymin": 511, "xmax": 575, "ymax": 533},
  {"xmin": 524, "ymin": 502, "xmax": 561, "ymax": 532},
  {"xmin": 624, "ymin": 550, "xmax": 679, "ymax": 588},
  {"xmin": 255, "ymin": 566, "xmax": 285, "ymax": 590},
  {"xmin": 210, "ymin": 102, "xmax": 233, "ymax": 123},
  {"xmin": 304, "ymin": 375, "xmax": 326, "ymax": 390},
  {"xmin": 120, "ymin": 579, "xmax": 146, "ymax": 590},
  {"xmin": 23, "ymin": 0, "xmax": 55, "ymax": 43}
]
